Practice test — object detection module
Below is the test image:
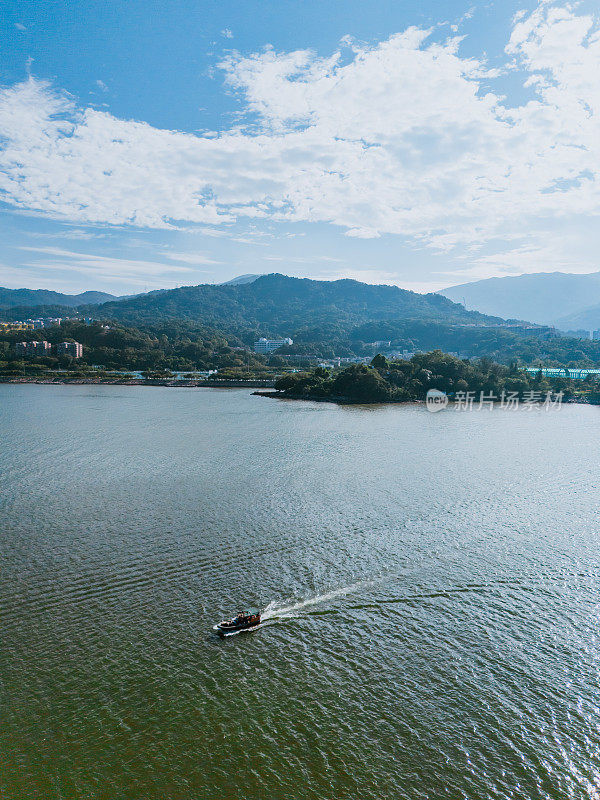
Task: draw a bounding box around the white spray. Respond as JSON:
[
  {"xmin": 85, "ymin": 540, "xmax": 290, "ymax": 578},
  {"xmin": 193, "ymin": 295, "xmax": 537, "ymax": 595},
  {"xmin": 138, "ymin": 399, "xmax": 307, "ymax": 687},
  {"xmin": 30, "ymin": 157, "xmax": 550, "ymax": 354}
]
[{"xmin": 261, "ymin": 580, "xmax": 371, "ymax": 620}]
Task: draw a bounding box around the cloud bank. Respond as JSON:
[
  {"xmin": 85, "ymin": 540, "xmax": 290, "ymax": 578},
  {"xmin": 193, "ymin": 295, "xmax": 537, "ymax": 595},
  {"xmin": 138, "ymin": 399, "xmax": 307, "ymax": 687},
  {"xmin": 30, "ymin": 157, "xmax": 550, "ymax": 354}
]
[{"xmin": 0, "ymin": 2, "xmax": 598, "ymax": 264}]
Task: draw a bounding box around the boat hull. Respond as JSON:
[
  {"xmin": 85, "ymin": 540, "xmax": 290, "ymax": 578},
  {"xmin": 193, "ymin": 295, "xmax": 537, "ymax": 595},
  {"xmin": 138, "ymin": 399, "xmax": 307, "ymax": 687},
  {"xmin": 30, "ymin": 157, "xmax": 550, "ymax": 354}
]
[{"xmin": 214, "ymin": 617, "xmax": 261, "ymax": 636}]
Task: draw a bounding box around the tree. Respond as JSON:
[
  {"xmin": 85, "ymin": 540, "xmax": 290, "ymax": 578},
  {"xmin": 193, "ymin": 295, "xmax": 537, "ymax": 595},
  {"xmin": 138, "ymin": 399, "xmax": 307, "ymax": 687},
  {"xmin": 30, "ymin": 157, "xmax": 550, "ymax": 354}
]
[
  {"xmin": 371, "ymin": 354, "xmax": 388, "ymax": 371},
  {"xmin": 274, "ymin": 374, "xmax": 302, "ymax": 392},
  {"xmin": 332, "ymin": 364, "xmax": 390, "ymax": 401}
]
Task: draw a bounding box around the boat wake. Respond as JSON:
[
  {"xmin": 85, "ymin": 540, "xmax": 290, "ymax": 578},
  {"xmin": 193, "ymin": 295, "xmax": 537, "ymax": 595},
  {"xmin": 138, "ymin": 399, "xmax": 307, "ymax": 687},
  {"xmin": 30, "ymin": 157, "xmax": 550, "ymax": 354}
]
[
  {"xmin": 262, "ymin": 580, "xmax": 371, "ymax": 621},
  {"xmin": 213, "ymin": 580, "xmax": 371, "ymax": 636}
]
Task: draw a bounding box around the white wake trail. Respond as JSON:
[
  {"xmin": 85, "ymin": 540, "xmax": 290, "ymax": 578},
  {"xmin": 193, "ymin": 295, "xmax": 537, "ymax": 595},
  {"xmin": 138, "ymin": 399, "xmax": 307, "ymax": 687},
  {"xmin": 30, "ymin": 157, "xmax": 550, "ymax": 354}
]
[{"xmin": 261, "ymin": 580, "xmax": 370, "ymax": 620}]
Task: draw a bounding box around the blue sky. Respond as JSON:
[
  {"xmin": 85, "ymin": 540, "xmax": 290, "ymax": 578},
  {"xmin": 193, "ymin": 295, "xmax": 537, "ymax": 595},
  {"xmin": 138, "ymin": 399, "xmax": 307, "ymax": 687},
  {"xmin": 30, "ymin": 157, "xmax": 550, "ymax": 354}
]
[{"xmin": 0, "ymin": 0, "xmax": 599, "ymax": 295}]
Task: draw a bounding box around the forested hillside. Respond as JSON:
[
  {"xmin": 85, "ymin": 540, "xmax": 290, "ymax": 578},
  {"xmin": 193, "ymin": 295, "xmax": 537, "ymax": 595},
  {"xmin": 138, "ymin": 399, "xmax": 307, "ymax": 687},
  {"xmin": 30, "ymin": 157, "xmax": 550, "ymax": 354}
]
[
  {"xmin": 94, "ymin": 274, "xmax": 497, "ymax": 331},
  {"xmin": 0, "ymin": 287, "xmax": 118, "ymax": 309}
]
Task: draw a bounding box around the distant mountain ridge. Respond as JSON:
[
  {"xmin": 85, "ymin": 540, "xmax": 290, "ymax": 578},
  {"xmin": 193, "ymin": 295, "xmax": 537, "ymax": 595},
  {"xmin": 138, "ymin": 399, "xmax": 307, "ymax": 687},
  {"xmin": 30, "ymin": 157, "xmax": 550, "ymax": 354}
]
[
  {"xmin": 439, "ymin": 271, "xmax": 600, "ymax": 330},
  {"xmin": 4, "ymin": 273, "xmax": 580, "ymax": 366},
  {"xmin": 94, "ymin": 273, "xmax": 502, "ymax": 333},
  {"xmin": 554, "ymin": 303, "xmax": 600, "ymax": 331},
  {"xmin": 0, "ymin": 287, "xmax": 119, "ymax": 310},
  {"xmin": 221, "ymin": 274, "xmax": 262, "ymax": 285}
]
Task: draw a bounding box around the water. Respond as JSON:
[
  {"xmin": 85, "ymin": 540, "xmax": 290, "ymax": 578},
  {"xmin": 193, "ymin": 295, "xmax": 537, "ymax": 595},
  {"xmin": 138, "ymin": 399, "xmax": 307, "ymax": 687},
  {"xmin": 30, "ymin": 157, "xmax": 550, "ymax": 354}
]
[{"xmin": 1, "ymin": 385, "xmax": 600, "ymax": 800}]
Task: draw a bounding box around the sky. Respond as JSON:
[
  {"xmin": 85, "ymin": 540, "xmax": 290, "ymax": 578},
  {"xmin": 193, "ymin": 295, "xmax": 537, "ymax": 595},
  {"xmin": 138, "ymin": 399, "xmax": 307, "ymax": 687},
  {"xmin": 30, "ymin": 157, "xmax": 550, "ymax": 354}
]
[{"xmin": 0, "ymin": 0, "xmax": 599, "ymax": 296}]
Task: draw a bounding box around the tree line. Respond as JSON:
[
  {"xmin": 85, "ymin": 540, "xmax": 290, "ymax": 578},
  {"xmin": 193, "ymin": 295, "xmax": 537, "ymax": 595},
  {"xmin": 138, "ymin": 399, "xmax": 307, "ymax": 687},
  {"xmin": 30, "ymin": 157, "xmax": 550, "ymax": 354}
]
[
  {"xmin": 274, "ymin": 351, "xmax": 596, "ymax": 403},
  {"xmin": 0, "ymin": 321, "xmax": 271, "ymax": 374}
]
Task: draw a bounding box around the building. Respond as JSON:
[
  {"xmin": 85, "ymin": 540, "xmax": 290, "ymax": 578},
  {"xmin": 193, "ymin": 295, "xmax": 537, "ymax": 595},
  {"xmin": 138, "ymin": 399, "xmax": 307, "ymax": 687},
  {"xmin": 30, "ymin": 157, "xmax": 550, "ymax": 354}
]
[
  {"xmin": 368, "ymin": 340, "xmax": 392, "ymax": 350},
  {"xmin": 56, "ymin": 341, "xmax": 83, "ymax": 358},
  {"xmin": 339, "ymin": 356, "xmax": 371, "ymax": 364},
  {"xmin": 592, "ymin": 330, "xmax": 600, "ymax": 341},
  {"xmin": 318, "ymin": 358, "xmax": 342, "ymax": 368},
  {"xmin": 0, "ymin": 321, "xmax": 33, "ymax": 331},
  {"xmin": 253, "ymin": 337, "xmax": 293, "ymax": 354},
  {"xmin": 29, "ymin": 318, "xmax": 63, "ymax": 329},
  {"xmin": 14, "ymin": 340, "xmax": 52, "ymax": 356}
]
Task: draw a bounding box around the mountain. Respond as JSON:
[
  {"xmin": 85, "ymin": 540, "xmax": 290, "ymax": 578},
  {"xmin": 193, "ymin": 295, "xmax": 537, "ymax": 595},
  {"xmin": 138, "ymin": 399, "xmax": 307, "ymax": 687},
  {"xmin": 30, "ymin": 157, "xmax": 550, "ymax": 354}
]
[
  {"xmin": 0, "ymin": 287, "xmax": 119, "ymax": 310},
  {"xmin": 439, "ymin": 271, "xmax": 600, "ymax": 329},
  {"xmin": 553, "ymin": 303, "xmax": 600, "ymax": 331},
  {"xmin": 221, "ymin": 274, "xmax": 262, "ymax": 285},
  {"xmin": 95, "ymin": 273, "xmax": 501, "ymax": 333},
  {"xmin": 5, "ymin": 272, "xmax": 590, "ymax": 367}
]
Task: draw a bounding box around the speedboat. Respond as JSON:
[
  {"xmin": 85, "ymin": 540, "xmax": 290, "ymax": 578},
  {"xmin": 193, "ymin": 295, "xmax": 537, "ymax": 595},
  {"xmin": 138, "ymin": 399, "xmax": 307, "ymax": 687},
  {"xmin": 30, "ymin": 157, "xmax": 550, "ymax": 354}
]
[{"xmin": 214, "ymin": 609, "xmax": 261, "ymax": 635}]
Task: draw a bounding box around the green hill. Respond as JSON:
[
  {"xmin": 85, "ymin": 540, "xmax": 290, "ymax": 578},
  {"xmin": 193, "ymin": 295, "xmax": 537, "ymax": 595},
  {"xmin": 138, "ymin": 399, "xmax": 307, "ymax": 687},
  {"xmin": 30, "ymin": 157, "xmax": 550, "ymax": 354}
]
[
  {"xmin": 0, "ymin": 287, "xmax": 119, "ymax": 310},
  {"xmin": 96, "ymin": 273, "xmax": 499, "ymax": 333}
]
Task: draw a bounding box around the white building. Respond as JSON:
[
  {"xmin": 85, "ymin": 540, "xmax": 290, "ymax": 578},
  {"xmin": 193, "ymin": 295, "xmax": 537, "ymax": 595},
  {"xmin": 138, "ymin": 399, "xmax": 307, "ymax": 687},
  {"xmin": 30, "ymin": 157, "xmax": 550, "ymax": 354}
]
[
  {"xmin": 56, "ymin": 341, "xmax": 83, "ymax": 358},
  {"xmin": 14, "ymin": 340, "xmax": 52, "ymax": 356},
  {"xmin": 28, "ymin": 318, "xmax": 63, "ymax": 329},
  {"xmin": 253, "ymin": 337, "xmax": 293, "ymax": 354}
]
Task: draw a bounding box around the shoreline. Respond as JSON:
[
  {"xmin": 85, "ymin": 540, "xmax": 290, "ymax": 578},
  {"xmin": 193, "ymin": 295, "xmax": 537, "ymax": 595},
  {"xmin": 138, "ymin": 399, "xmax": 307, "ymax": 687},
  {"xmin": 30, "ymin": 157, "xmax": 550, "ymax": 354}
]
[
  {"xmin": 253, "ymin": 390, "xmax": 593, "ymax": 406},
  {"xmin": 252, "ymin": 390, "xmax": 403, "ymax": 405},
  {"xmin": 0, "ymin": 377, "xmax": 276, "ymax": 389},
  {"xmin": 1, "ymin": 380, "xmax": 595, "ymax": 405}
]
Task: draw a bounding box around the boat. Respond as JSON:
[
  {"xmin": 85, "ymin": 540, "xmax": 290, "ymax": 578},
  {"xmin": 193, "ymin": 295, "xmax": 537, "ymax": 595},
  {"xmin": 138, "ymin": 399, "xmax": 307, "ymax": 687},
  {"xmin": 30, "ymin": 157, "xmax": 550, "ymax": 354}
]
[{"xmin": 214, "ymin": 609, "xmax": 261, "ymax": 635}]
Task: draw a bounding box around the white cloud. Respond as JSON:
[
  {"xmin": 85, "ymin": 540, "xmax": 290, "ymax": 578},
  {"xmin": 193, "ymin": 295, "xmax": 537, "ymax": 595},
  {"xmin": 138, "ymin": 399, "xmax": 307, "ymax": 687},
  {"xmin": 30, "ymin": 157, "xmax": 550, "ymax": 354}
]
[
  {"xmin": 0, "ymin": 1, "xmax": 599, "ymax": 277},
  {"xmin": 0, "ymin": 263, "xmax": 76, "ymax": 291},
  {"xmin": 439, "ymin": 233, "xmax": 600, "ymax": 286},
  {"xmin": 221, "ymin": 28, "xmax": 233, "ymax": 39},
  {"xmin": 15, "ymin": 246, "xmax": 194, "ymax": 288},
  {"xmin": 162, "ymin": 251, "xmax": 220, "ymax": 265},
  {"xmin": 345, "ymin": 228, "xmax": 381, "ymax": 239},
  {"xmin": 26, "ymin": 228, "xmax": 105, "ymax": 241}
]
